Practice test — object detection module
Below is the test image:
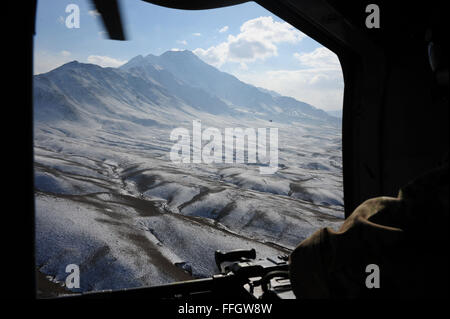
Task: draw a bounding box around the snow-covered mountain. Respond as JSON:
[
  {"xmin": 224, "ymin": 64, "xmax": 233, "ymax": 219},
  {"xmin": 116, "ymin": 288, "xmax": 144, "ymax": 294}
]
[
  {"xmin": 33, "ymin": 50, "xmax": 343, "ymax": 297},
  {"xmin": 34, "ymin": 50, "xmax": 339, "ymax": 128}
]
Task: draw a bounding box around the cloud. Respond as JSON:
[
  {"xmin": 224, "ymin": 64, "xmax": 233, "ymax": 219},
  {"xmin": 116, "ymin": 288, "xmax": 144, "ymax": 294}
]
[
  {"xmin": 194, "ymin": 16, "xmax": 305, "ymax": 68},
  {"xmin": 219, "ymin": 25, "xmax": 229, "ymax": 33},
  {"xmin": 193, "ymin": 42, "xmax": 228, "ymax": 67},
  {"xmin": 87, "ymin": 55, "xmax": 127, "ymax": 68},
  {"xmin": 192, "ymin": 19, "xmax": 342, "ymax": 111},
  {"xmin": 236, "ymin": 68, "xmax": 343, "ymax": 111},
  {"xmin": 233, "ymin": 47, "xmax": 343, "ymax": 111},
  {"xmin": 88, "ymin": 10, "xmax": 100, "ymax": 17},
  {"xmin": 61, "ymin": 50, "xmax": 71, "ymax": 57},
  {"xmin": 170, "ymin": 48, "xmax": 182, "ymax": 51},
  {"xmin": 177, "ymin": 40, "xmax": 188, "ymax": 45},
  {"xmin": 293, "ymin": 47, "xmax": 340, "ymax": 70},
  {"xmin": 239, "ymin": 62, "xmax": 248, "ymax": 70},
  {"xmin": 192, "ymin": 32, "xmax": 202, "ymax": 36}
]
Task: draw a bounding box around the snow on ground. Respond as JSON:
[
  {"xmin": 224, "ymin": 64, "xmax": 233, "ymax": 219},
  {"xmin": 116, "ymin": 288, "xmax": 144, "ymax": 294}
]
[{"xmin": 34, "ymin": 115, "xmax": 344, "ymax": 296}]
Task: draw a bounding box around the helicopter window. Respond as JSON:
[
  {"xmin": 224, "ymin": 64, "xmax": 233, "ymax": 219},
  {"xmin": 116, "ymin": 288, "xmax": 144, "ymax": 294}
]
[{"xmin": 33, "ymin": 0, "xmax": 344, "ymax": 297}]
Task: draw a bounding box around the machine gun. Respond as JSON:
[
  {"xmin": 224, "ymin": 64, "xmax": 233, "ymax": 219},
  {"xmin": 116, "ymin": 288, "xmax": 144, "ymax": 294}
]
[
  {"xmin": 71, "ymin": 248, "xmax": 295, "ymax": 299},
  {"xmin": 211, "ymin": 248, "xmax": 293, "ymax": 300}
]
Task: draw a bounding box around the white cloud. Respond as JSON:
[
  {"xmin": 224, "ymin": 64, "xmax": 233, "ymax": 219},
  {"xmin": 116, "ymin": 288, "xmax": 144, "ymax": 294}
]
[
  {"xmin": 293, "ymin": 47, "xmax": 340, "ymax": 70},
  {"xmin": 177, "ymin": 40, "xmax": 188, "ymax": 45},
  {"xmin": 61, "ymin": 50, "xmax": 71, "ymax": 57},
  {"xmin": 170, "ymin": 48, "xmax": 182, "ymax": 51},
  {"xmin": 194, "ymin": 16, "xmax": 305, "ymax": 68},
  {"xmin": 233, "ymin": 47, "xmax": 343, "ymax": 111},
  {"xmin": 88, "ymin": 10, "xmax": 100, "ymax": 17},
  {"xmin": 193, "ymin": 42, "xmax": 228, "ymax": 67},
  {"xmin": 192, "ymin": 32, "xmax": 202, "ymax": 36},
  {"xmin": 236, "ymin": 68, "xmax": 343, "ymax": 111},
  {"xmin": 191, "ymin": 17, "xmax": 344, "ymax": 111},
  {"xmin": 87, "ymin": 55, "xmax": 127, "ymax": 68},
  {"xmin": 239, "ymin": 62, "xmax": 248, "ymax": 70},
  {"xmin": 219, "ymin": 25, "xmax": 229, "ymax": 33}
]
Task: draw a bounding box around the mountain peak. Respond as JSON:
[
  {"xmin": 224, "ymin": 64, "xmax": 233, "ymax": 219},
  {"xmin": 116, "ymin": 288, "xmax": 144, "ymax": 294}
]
[
  {"xmin": 49, "ymin": 60, "xmax": 83, "ymax": 73},
  {"xmin": 159, "ymin": 50, "xmax": 202, "ymax": 64},
  {"xmin": 161, "ymin": 49, "xmax": 196, "ymax": 57},
  {"xmin": 59, "ymin": 60, "xmax": 105, "ymax": 71},
  {"xmin": 65, "ymin": 60, "xmax": 81, "ymax": 66},
  {"xmin": 121, "ymin": 51, "xmax": 200, "ymax": 71},
  {"xmin": 129, "ymin": 54, "xmax": 144, "ymax": 62},
  {"xmin": 35, "ymin": 49, "xmax": 339, "ymax": 128},
  {"xmin": 121, "ymin": 55, "xmax": 146, "ymax": 69}
]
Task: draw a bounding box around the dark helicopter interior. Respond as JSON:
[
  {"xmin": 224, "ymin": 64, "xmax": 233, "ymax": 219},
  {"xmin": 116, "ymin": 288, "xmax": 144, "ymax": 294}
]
[
  {"xmin": 9, "ymin": 0, "xmax": 448, "ymax": 300},
  {"xmin": 250, "ymin": 0, "xmax": 449, "ymax": 216}
]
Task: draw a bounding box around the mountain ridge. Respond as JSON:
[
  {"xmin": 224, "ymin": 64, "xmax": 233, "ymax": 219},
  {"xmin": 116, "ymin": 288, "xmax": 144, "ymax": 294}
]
[{"xmin": 34, "ymin": 50, "xmax": 340, "ymax": 127}]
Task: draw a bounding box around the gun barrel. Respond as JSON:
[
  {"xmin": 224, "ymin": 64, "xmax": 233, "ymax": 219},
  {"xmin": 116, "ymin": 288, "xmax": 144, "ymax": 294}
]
[
  {"xmin": 64, "ymin": 274, "xmax": 240, "ymax": 299},
  {"xmin": 215, "ymin": 248, "xmax": 257, "ymax": 270}
]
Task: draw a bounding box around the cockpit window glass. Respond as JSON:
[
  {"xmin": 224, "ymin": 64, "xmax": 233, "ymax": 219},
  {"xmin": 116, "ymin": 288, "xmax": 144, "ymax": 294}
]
[{"xmin": 34, "ymin": 0, "xmax": 344, "ymax": 297}]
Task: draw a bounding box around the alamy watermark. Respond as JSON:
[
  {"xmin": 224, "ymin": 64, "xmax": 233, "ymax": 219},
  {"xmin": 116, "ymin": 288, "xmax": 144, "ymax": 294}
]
[
  {"xmin": 65, "ymin": 264, "xmax": 80, "ymax": 289},
  {"xmin": 365, "ymin": 264, "xmax": 380, "ymax": 289},
  {"xmin": 365, "ymin": 4, "xmax": 380, "ymax": 29},
  {"xmin": 65, "ymin": 4, "xmax": 80, "ymax": 29},
  {"xmin": 170, "ymin": 120, "xmax": 279, "ymax": 174}
]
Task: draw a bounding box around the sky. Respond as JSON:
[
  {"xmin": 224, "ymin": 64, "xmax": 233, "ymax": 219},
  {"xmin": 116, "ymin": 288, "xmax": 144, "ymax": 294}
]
[{"xmin": 34, "ymin": 0, "xmax": 344, "ymax": 112}]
